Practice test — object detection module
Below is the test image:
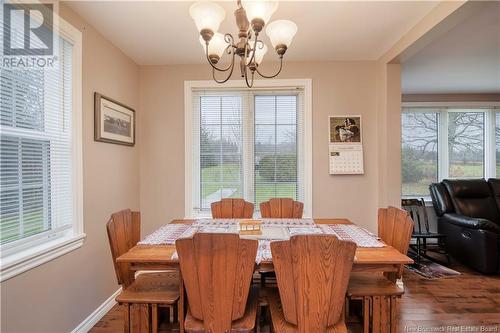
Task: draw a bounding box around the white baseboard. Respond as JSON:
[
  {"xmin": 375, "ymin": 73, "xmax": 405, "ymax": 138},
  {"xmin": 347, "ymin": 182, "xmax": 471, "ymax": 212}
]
[{"xmin": 71, "ymin": 288, "xmax": 121, "ymax": 333}]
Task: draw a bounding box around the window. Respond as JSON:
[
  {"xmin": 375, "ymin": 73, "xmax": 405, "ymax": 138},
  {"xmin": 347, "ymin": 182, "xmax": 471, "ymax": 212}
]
[
  {"xmin": 186, "ymin": 80, "xmax": 312, "ymax": 217},
  {"xmin": 401, "ymin": 106, "xmax": 500, "ymax": 198},
  {"xmin": 0, "ymin": 14, "xmax": 83, "ymax": 281},
  {"xmin": 401, "ymin": 111, "xmax": 439, "ymax": 197}
]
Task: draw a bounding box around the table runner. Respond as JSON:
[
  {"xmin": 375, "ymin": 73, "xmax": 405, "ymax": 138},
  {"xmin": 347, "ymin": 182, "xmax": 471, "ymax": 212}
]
[
  {"xmin": 192, "ymin": 218, "xmax": 315, "ymax": 227},
  {"xmin": 320, "ymin": 224, "xmax": 384, "ymax": 248}
]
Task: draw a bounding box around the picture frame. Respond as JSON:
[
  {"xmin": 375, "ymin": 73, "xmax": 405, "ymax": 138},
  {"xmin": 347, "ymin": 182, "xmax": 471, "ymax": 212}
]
[
  {"xmin": 94, "ymin": 93, "xmax": 135, "ymax": 146},
  {"xmin": 328, "ymin": 115, "xmax": 362, "ymax": 144}
]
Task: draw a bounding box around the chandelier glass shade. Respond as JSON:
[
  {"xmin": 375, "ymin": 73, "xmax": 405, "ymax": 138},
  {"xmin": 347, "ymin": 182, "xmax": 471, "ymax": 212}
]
[{"xmin": 189, "ymin": 0, "xmax": 297, "ymax": 87}]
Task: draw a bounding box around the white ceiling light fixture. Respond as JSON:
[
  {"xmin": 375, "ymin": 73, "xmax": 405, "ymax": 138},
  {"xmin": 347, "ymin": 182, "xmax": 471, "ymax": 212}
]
[{"xmin": 189, "ymin": 0, "xmax": 297, "ymax": 88}]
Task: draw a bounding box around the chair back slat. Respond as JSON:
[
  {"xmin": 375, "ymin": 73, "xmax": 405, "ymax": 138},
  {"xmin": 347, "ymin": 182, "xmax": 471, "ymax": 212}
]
[
  {"xmin": 211, "ymin": 198, "xmax": 254, "ymax": 218},
  {"xmin": 260, "ymin": 198, "xmax": 304, "ymax": 218},
  {"xmin": 271, "ymin": 235, "xmax": 356, "ymax": 332},
  {"xmin": 176, "ymin": 233, "xmax": 258, "ymax": 332},
  {"xmin": 378, "ymin": 206, "xmax": 414, "ymax": 279},
  {"xmin": 106, "ymin": 209, "xmax": 140, "ymax": 288}
]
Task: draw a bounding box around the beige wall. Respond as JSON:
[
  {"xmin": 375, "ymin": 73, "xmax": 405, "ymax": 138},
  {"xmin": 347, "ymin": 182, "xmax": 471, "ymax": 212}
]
[
  {"xmin": 0, "ymin": 5, "xmax": 140, "ymax": 332},
  {"xmin": 139, "ymin": 61, "xmax": 383, "ymax": 233}
]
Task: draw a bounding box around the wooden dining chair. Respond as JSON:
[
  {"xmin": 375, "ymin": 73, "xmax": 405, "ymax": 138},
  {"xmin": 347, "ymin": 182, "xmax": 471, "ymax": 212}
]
[
  {"xmin": 259, "ymin": 198, "xmax": 304, "ymax": 218},
  {"xmin": 176, "ymin": 233, "xmax": 259, "ymax": 333},
  {"xmin": 210, "ymin": 198, "xmax": 254, "ymax": 218},
  {"xmin": 267, "ymin": 235, "xmax": 357, "ymax": 333},
  {"xmin": 346, "ymin": 206, "xmax": 414, "ymax": 333},
  {"xmin": 259, "ymin": 198, "xmax": 304, "ymax": 286},
  {"xmin": 106, "ymin": 209, "xmax": 180, "ymax": 333}
]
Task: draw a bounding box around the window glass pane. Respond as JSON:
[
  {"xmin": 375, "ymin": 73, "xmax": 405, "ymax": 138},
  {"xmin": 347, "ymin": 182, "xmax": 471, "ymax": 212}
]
[
  {"xmin": 401, "ymin": 112, "xmax": 438, "ymax": 197},
  {"xmin": 1, "ymin": 70, "xmax": 45, "ymax": 131},
  {"xmin": 448, "ymin": 111, "xmax": 484, "ymax": 178},
  {"xmin": 199, "ymin": 96, "xmax": 243, "ymax": 210},
  {"xmin": 254, "ymin": 95, "xmax": 298, "ymax": 207},
  {"xmin": 0, "ymin": 135, "xmax": 50, "ymax": 244}
]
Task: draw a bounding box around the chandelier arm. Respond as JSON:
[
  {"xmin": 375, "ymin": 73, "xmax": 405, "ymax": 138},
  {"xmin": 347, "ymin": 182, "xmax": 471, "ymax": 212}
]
[
  {"xmin": 205, "ymin": 34, "xmax": 236, "ymax": 72},
  {"xmin": 245, "ymin": 33, "xmax": 260, "ymax": 68},
  {"xmin": 242, "ymin": 60, "xmax": 254, "ymax": 88},
  {"xmin": 255, "ymin": 56, "xmax": 284, "ymax": 79},
  {"xmin": 212, "ymin": 59, "xmax": 235, "ymax": 84}
]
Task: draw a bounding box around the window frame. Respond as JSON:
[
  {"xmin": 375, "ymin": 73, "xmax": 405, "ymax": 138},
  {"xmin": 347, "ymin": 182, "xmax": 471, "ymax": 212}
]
[
  {"xmin": 184, "ymin": 79, "xmax": 313, "ymax": 218},
  {"xmin": 0, "ymin": 14, "xmax": 84, "ymax": 282},
  {"xmin": 401, "ymin": 102, "xmax": 500, "ymax": 199}
]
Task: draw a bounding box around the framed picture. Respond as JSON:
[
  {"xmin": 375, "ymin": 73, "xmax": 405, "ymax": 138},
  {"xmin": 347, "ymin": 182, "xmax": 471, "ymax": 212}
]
[
  {"xmin": 94, "ymin": 93, "xmax": 135, "ymax": 146},
  {"xmin": 329, "ymin": 116, "xmax": 362, "ymax": 144}
]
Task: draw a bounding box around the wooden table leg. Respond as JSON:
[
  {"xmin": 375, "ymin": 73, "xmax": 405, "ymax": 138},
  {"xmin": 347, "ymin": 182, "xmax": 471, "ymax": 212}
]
[
  {"xmin": 179, "ymin": 270, "xmax": 185, "ymax": 333},
  {"xmin": 363, "ymin": 296, "xmax": 370, "ymax": 333}
]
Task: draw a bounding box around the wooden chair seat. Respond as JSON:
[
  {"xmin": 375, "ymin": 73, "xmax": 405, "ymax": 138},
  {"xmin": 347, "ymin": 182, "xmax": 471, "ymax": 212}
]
[
  {"xmin": 184, "ymin": 286, "xmax": 259, "ymax": 333},
  {"xmin": 267, "ymin": 288, "xmax": 346, "ymax": 333},
  {"xmin": 347, "ymin": 273, "xmax": 404, "ymax": 297},
  {"xmin": 116, "ymin": 272, "xmax": 180, "ymax": 304}
]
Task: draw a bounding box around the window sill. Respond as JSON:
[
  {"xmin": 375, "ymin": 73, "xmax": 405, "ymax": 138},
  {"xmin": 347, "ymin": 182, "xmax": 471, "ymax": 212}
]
[{"xmin": 0, "ymin": 233, "xmax": 86, "ymax": 282}]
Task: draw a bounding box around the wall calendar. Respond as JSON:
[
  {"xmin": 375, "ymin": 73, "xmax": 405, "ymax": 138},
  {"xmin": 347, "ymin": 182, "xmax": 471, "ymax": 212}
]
[{"xmin": 328, "ymin": 116, "xmax": 364, "ymax": 175}]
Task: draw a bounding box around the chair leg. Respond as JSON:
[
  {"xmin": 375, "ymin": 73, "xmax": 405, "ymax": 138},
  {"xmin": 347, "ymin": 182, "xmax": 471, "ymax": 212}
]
[
  {"xmin": 372, "ymin": 296, "xmax": 381, "ymax": 333},
  {"xmin": 390, "ymin": 296, "xmax": 398, "ymax": 333},
  {"xmin": 130, "ymin": 304, "xmax": 150, "ymax": 333},
  {"xmin": 123, "ymin": 304, "xmax": 130, "ymax": 333},
  {"xmin": 363, "ymin": 296, "xmax": 370, "ymax": 333},
  {"xmin": 344, "ymin": 297, "xmax": 350, "ymax": 323},
  {"xmin": 152, "ymin": 304, "xmax": 158, "ymax": 333},
  {"xmin": 416, "ymin": 238, "xmax": 421, "ymax": 266}
]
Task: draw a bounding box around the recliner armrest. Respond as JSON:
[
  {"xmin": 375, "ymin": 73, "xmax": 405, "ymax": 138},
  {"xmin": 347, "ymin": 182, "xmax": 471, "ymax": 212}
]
[{"xmin": 442, "ymin": 213, "xmax": 500, "ymax": 233}]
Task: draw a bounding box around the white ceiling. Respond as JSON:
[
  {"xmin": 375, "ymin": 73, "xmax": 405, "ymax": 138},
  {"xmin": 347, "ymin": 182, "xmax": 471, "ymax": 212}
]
[
  {"xmin": 64, "ymin": 1, "xmax": 439, "ymax": 65},
  {"xmin": 402, "ymin": 2, "xmax": 500, "ymax": 94}
]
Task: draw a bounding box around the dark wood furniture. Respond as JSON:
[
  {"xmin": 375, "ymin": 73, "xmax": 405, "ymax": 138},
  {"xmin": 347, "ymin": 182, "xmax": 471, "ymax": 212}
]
[
  {"xmin": 106, "ymin": 209, "xmax": 180, "ymax": 333},
  {"xmin": 211, "ymin": 198, "xmax": 254, "ymax": 218},
  {"xmin": 346, "ymin": 207, "xmax": 414, "ymax": 333},
  {"xmin": 267, "ymin": 235, "xmax": 356, "ymax": 332},
  {"xmin": 259, "ymin": 198, "xmax": 304, "ymax": 218},
  {"xmin": 401, "ymin": 198, "xmax": 449, "ymax": 265},
  {"xmin": 176, "ymin": 233, "xmax": 259, "ymax": 333}
]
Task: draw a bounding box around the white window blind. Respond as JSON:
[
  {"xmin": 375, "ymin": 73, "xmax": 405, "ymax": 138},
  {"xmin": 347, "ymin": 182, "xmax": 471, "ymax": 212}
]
[
  {"xmin": 190, "ymin": 88, "xmax": 305, "ymax": 216},
  {"xmin": 1, "ymin": 36, "xmax": 74, "ymax": 247}
]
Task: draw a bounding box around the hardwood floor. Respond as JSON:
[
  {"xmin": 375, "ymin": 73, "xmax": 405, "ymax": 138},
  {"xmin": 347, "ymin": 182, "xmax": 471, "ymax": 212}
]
[{"xmin": 91, "ymin": 264, "xmax": 500, "ymax": 332}]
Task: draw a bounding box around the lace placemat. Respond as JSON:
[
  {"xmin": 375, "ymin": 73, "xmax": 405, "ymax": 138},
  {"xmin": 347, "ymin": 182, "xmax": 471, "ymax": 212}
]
[
  {"xmin": 138, "ymin": 225, "xmax": 236, "ymax": 245},
  {"xmin": 288, "ymin": 227, "xmax": 323, "ymax": 236},
  {"xmin": 320, "ymin": 224, "xmax": 384, "ymax": 248},
  {"xmin": 172, "ymin": 239, "xmax": 277, "ymax": 264}
]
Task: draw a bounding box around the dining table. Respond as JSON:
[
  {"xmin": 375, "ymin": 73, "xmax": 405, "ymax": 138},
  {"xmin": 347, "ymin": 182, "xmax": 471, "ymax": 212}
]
[{"xmin": 116, "ymin": 217, "xmax": 413, "ymax": 333}]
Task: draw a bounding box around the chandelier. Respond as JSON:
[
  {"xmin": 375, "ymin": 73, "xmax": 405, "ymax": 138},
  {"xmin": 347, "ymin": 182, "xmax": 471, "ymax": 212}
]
[{"xmin": 189, "ymin": 0, "xmax": 297, "ymax": 88}]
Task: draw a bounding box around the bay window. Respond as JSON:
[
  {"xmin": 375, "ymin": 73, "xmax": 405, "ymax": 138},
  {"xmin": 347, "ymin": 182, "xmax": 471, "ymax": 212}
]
[{"xmin": 401, "ymin": 106, "xmax": 500, "ymax": 198}]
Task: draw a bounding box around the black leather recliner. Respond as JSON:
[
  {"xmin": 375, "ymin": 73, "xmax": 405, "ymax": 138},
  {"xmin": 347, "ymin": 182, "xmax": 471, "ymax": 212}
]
[{"xmin": 429, "ymin": 179, "xmax": 500, "ymax": 274}]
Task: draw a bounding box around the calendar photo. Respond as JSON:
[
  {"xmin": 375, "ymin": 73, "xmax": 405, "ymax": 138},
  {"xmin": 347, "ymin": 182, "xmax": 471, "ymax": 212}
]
[{"xmin": 329, "ymin": 116, "xmax": 362, "ymax": 143}]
